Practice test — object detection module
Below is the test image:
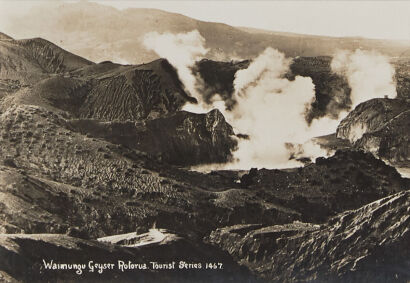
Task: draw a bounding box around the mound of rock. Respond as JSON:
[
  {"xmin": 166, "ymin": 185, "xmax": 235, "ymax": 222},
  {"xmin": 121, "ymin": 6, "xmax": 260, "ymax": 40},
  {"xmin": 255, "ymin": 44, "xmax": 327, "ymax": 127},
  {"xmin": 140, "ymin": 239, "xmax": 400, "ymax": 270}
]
[
  {"xmin": 239, "ymin": 149, "xmax": 409, "ymax": 223},
  {"xmin": 337, "ymin": 98, "xmax": 410, "ymax": 166}
]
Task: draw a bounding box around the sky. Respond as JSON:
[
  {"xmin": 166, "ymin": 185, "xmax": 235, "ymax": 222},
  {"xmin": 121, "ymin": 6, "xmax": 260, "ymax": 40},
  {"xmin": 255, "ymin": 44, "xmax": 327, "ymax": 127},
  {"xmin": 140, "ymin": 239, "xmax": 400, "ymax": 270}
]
[{"xmin": 0, "ymin": 0, "xmax": 409, "ymax": 41}]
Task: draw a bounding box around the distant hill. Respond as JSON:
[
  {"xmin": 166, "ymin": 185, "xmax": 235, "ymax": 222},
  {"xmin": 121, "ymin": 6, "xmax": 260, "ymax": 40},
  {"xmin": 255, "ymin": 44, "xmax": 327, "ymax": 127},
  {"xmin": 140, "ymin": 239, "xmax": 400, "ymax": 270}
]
[{"xmin": 4, "ymin": 2, "xmax": 410, "ymax": 64}]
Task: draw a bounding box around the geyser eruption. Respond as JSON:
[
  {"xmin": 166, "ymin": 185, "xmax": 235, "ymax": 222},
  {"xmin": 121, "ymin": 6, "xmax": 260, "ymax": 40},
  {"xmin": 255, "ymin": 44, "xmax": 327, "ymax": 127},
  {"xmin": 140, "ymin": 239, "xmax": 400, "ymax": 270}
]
[
  {"xmin": 142, "ymin": 31, "xmax": 333, "ymax": 168},
  {"xmin": 331, "ymin": 49, "xmax": 397, "ymax": 108},
  {"xmin": 224, "ymin": 48, "xmax": 330, "ymax": 168},
  {"xmin": 143, "ymin": 30, "xmax": 399, "ymax": 169},
  {"xmin": 143, "ymin": 30, "xmax": 208, "ymax": 107}
]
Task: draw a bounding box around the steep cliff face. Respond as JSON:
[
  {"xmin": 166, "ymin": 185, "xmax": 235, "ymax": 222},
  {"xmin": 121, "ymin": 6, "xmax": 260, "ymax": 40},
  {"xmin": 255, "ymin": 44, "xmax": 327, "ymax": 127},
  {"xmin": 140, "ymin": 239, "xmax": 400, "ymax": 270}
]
[
  {"xmin": 336, "ymin": 98, "xmax": 410, "ymax": 166},
  {"xmin": 68, "ymin": 109, "xmax": 237, "ymax": 166},
  {"xmin": 355, "ymin": 111, "xmax": 410, "ymax": 166},
  {"xmin": 128, "ymin": 109, "xmax": 237, "ymax": 165},
  {"xmin": 289, "ymin": 56, "xmax": 352, "ymax": 122},
  {"xmin": 193, "ymin": 59, "xmax": 250, "ymax": 109},
  {"xmin": 208, "ymin": 190, "xmax": 410, "ymax": 282}
]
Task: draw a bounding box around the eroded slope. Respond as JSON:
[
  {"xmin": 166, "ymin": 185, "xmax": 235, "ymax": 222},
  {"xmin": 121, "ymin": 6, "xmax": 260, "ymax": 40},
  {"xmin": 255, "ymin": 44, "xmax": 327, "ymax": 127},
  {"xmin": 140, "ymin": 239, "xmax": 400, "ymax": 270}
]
[{"xmin": 209, "ymin": 190, "xmax": 410, "ymax": 282}]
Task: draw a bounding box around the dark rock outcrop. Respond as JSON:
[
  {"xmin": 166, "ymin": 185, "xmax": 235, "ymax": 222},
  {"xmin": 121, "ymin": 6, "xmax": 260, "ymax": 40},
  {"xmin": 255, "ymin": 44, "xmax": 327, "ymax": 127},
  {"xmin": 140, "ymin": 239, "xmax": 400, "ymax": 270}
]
[
  {"xmin": 68, "ymin": 109, "xmax": 237, "ymax": 166},
  {"xmin": 394, "ymin": 58, "xmax": 410, "ymax": 99},
  {"xmin": 241, "ymin": 149, "xmax": 409, "ymax": 224},
  {"xmin": 194, "ymin": 59, "xmax": 249, "ymax": 109},
  {"xmin": 336, "ymin": 98, "xmax": 410, "ymax": 166},
  {"xmin": 289, "ymin": 56, "xmax": 352, "ymax": 122},
  {"xmin": 208, "ymin": 190, "xmax": 410, "ymax": 282}
]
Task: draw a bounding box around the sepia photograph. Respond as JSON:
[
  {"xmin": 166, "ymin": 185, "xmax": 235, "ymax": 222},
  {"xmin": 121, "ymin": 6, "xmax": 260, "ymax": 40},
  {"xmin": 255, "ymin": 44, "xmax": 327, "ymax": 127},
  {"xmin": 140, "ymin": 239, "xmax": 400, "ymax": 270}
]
[{"xmin": 0, "ymin": 0, "xmax": 409, "ymax": 282}]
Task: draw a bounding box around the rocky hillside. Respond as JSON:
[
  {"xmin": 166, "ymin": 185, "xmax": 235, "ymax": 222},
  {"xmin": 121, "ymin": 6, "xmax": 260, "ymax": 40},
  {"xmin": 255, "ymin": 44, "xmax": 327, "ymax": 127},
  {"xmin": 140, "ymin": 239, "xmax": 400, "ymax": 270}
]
[
  {"xmin": 0, "ymin": 36, "xmax": 195, "ymax": 121},
  {"xmin": 208, "ymin": 190, "xmax": 410, "ymax": 282},
  {"xmin": 336, "ymin": 98, "xmax": 410, "ymax": 166},
  {"xmin": 71, "ymin": 59, "xmax": 196, "ymax": 121},
  {"xmin": 0, "ymin": 33, "xmax": 238, "ymax": 165},
  {"xmin": 1, "ymin": 110, "xmax": 407, "ymax": 238},
  {"xmin": 0, "ymin": 104, "xmax": 237, "ymax": 237}
]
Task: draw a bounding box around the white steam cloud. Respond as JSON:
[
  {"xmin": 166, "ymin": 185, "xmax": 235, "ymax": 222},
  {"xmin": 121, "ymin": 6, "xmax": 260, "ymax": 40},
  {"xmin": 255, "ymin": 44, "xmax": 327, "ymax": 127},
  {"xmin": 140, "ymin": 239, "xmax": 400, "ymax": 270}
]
[
  {"xmin": 228, "ymin": 49, "xmax": 312, "ymax": 165},
  {"xmin": 143, "ymin": 30, "xmax": 208, "ymax": 106},
  {"xmin": 331, "ymin": 49, "xmax": 397, "ymax": 108},
  {"xmin": 143, "ymin": 32, "xmax": 334, "ymax": 169},
  {"xmin": 223, "ymin": 48, "xmax": 330, "ymax": 169},
  {"xmin": 143, "ymin": 30, "xmax": 398, "ymax": 170}
]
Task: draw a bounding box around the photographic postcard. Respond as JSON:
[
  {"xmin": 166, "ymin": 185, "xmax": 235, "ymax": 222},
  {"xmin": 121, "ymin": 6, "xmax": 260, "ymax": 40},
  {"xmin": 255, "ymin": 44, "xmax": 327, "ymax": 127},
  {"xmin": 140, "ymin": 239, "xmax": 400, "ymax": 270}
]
[{"xmin": 0, "ymin": 0, "xmax": 409, "ymax": 282}]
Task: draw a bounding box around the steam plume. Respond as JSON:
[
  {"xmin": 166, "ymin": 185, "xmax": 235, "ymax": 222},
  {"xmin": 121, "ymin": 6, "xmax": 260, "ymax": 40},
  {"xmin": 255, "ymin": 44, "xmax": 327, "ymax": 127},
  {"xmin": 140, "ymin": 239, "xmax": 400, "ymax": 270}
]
[
  {"xmin": 331, "ymin": 49, "xmax": 397, "ymax": 108},
  {"xmin": 143, "ymin": 31, "xmax": 398, "ymax": 170},
  {"xmin": 224, "ymin": 48, "xmax": 329, "ymax": 168},
  {"xmin": 143, "ymin": 30, "xmax": 208, "ymax": 106}
]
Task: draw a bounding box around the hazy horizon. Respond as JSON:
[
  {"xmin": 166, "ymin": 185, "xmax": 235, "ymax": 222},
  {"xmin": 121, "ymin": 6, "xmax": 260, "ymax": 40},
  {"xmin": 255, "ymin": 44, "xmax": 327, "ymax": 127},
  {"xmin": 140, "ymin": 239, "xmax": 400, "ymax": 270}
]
[{"xmin": 0, "ymin": 0, "xmax": 409, "ymax": 42}]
